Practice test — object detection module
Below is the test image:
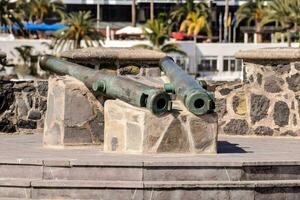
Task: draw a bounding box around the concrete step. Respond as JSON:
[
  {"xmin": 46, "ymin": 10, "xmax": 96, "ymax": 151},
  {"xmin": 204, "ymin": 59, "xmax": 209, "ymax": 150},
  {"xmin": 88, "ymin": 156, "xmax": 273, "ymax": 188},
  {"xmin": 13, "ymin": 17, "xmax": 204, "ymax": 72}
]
[
  {"xmin": 1, "ymin": 179, "xmax": 300, "ymax": 199},
  {"xmin": 1, "ymin": 160, "xmax": 300, "ymax": 182}
]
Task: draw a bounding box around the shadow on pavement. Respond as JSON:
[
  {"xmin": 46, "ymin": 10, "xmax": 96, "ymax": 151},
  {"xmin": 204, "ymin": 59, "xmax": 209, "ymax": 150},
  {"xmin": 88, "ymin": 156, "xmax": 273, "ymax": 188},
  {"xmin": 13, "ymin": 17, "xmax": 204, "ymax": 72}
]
[{"xmin": 217, "ymin": 141, "xmax": 253, "ymax": 154}]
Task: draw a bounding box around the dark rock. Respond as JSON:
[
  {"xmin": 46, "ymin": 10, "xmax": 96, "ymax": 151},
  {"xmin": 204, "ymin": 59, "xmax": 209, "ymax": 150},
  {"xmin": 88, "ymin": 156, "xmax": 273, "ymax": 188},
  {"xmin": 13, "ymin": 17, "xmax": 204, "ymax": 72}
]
[
  {"xmin": 281, "ymin": 130, "xmax": 297, "ymax": 136},
  {"xmin": 254, "ymin": 126, "xmax": 273, "ymax": 136},
  {"xmin": 39, "ymin": 98, "xmax": 47, "ymax": 112},
  {"xmin": 13, "ymin": 82, "xmax": 33, "ymax": 92},
  {"xmin": 233, "ymin": 83, "xmax": 243, "ymax": 89},
  {"xmin": 273, "ymin": 101, "xmax": 290, "ymax": 127},
  {"xmin": 17, "ymin": 98, "xmax": 28, "ymax": 117},
  {"xmin": 219, "ymin": 88, "xmax": 231, "ymax": 96},
  {"xmin": 232, "ymin": 95, "xmax": 240, "ymax": 114},
  {"xmin": 248, "ymin": 75, "xmax": 254, "ymax": 83},
  {"xmin": 1, "ymin": 82, "xmax": 13, "ymax": 90},
  {"xmin": 37, "ymin": 81, "xmax": 48, "ymax": 97},
  {"xmin": 287, "ymin": 74, "xmax": 300, "ymax": 92},
  {"xmin": 296, "ymin": 96, "xmax": 300, "ymax": 116},
  {"xmin": 291, "ymin": 101, "xmax": 295, "ymax": 110},
  {"xmin": 17, "ymin": 119, "xmax": 37, "ymax": 129},
  {"xmin": 215, "ymin": 98, "xmax": 227, "ymax": 118},
  {"xmin": 264, "ymin": 76, "xmax": 283, "ymax": 93},
  {"xmin": 250, "ymin": 94, "xmax": 270, "ymax": 124},
  {"xmin": 28, "ymin": 110, "xmax": 41, "ymax": 120},
  {"xmin": 0, "ymin": 89, "xmax": 14, "ymax": 114},
  {"xmin": 273, "ymin": 64, "xmax": 290, "ymax": 74},
  {"xmin": 35, "ymin": 97, "xmax": 39, "ymax": 109},
  {"xmin": 23, "ymin": 85, "xmax": 36, "ymax": 92},
  {"xmin": 293, "ymin": 114, "xmax": 297, "ymax": 126},
  {"xmin": 27, "ymin": 95, "xmax": 33, "ymax": 108},
  {"xmin": 223, "ymin": 119, "xmax": 249, "ymax": 135},
  {"xmin": 295, "ymin": 62, "xmax": 300, "ymax": 71},
  {"xmin": 0, "ymin": 119, "xmax": 16, "ymax": 133},
  {"xmin": 257, "ymin": 73, "xmax": 263, "ymax": 85}
]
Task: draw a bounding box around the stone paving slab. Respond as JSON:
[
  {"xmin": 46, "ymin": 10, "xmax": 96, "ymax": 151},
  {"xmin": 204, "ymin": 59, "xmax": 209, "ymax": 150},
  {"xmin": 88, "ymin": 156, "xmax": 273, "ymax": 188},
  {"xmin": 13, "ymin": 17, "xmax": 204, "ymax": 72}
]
[{"xmin": 1, "ymin": 134, "xmax": 300, "ymax": 165}]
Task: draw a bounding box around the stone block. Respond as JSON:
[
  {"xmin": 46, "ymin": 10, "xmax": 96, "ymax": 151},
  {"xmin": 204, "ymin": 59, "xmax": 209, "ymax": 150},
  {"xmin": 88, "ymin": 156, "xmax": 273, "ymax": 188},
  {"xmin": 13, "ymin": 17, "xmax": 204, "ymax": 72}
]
[
  {"xmin": 104, "ymin": 100, "xmax": 218, "ymax": 154},
  {"xmin": 43, "ymin": 76, "xmax": 104, "ymax": 147}
]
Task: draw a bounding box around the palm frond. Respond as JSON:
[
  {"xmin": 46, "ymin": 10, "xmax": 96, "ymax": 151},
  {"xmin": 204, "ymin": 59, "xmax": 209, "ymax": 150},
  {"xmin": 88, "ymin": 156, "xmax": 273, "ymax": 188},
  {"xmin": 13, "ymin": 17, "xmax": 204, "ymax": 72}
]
[{"xmin": 161, "ymin": 43, "xmax": 187, "ymax": 56}]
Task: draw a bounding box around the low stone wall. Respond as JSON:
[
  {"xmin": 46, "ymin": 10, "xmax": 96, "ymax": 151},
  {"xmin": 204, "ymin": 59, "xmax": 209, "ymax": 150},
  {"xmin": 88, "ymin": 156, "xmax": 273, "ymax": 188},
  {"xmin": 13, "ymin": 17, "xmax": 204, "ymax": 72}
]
[
  {"xmin": 214, "ymin": 48, "xmax": 300, "ymax": 137},
  {"xmin": 0, "ymin": 80, "xmax": 47, "ymax": 133},
  {"xmin": 1, "ymin": 77, "xmax": 299, "ymax": 137},
  {"xmin": 1, "ymin": 48, "xmax": 300, "ymax": 138}
]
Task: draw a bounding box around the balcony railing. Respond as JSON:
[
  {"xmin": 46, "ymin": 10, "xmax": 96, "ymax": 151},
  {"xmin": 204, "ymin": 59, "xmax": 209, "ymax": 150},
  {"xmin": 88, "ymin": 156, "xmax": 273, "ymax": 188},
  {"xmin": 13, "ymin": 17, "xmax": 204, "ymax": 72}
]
[{"xmin": 62, "ymin": 0, "xmax": 247, "ymax": 5}]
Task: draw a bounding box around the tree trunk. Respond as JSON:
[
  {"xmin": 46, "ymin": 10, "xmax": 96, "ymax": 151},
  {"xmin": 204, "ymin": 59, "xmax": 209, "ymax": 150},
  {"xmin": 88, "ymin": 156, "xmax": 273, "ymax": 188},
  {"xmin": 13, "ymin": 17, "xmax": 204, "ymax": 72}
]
[
  {"xmin": 256, "ymin": 25, "xmax": 262, "ymax": 43},
  {"xmin": 132, "ymin": 0, "xmax": 136, "ymax": 27},
  {"xmin": 150, "ymin": 0, "xmax": 154, "ymax": 21}
]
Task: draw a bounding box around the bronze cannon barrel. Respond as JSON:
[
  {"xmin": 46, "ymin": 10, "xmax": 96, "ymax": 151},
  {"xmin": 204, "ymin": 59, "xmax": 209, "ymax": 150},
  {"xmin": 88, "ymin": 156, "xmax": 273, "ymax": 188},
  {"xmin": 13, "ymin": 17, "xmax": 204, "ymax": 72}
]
[
  {"xmin": 160, "ymin": 56, "xmax": 214, "ymax": 115},
  {"xmin": 40, "ymin": 55, "xmax": 171, "ymax": 115}
]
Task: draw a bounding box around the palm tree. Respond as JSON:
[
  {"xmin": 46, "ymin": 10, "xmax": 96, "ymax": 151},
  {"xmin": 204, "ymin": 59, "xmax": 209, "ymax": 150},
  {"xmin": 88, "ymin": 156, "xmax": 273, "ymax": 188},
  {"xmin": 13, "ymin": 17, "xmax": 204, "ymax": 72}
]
[
  {"xmin": 235, "ymin": 0, "xmax": 273, "ymax": 43},
  {"xmin": 134, "ymin": 20, "xmax": 186, "ymax": 56},
  {"xmin": 51, "ymin": 11, "xmax": 102, "ymax": 51},
  {"xmin": 14, "ymin": 45, "xmax": 39, "ymax": 76},
  {"xmin": 179, "ymin": 12, "xmax": 212, "ymax": 41},
  {"xmin": 170, "ymin": 0, "xmax": 210, "ymax": 26},
  {"xmin": 27, "ymin": 0, "xmax": 65, "ymax": 23},
  {"xmin": 0, "ymin": 0, "xmax": 24, "ymax": 33},
  {"xmin": 269, "ymin": 0, "xmax": 300, "ymax": 46}
]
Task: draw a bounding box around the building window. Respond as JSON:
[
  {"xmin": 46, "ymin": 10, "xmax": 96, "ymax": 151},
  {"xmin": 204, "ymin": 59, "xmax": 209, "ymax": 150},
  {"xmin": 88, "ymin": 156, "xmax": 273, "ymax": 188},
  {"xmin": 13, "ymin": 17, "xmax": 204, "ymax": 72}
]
[
  {"xmin": 223, "ymin": 57, "xmax": 242, "ymax": 72},
  {"xmin": 198, "ymin": 57, "xmax": 217, "ymax": 71}
]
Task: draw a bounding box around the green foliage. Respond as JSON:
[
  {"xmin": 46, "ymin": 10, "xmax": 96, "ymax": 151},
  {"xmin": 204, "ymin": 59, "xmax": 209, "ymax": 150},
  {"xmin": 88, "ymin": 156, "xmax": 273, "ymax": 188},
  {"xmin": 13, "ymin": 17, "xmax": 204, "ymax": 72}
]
[
  {"xmin": 26, "ymin": 0, "xmax": 65, "ymax": 23},
  {"xmin": 235, "ymin": 0, "xmax": 274, "ymax": 42},
  {"xmin": 134, "ymin": 20, "xmax": 186, "ymax": 56},
  {"xmin": 269, "ymin": 0, "xmax": 300, "ymax": 29},
  {"xmin": 0, "ymin": 0, "xmax": 24, "ymax": 33},
  {"xmin": 179, "ymin": 12, "xmax": 211, "ymax": 38},
  {"xmin": 14, "ymin": 45, "xmax": 39, "ymax": 76},
  {"xmin": 170, "ymin": 0, "xmax": 210, "ymax": 24},
  {"xmin": 51, "ymin": 11, "xmax": 102, "ymax": 51},
  {"xmin": 235, "ymin": 0, "xmax": 272, "ymax": 28}
]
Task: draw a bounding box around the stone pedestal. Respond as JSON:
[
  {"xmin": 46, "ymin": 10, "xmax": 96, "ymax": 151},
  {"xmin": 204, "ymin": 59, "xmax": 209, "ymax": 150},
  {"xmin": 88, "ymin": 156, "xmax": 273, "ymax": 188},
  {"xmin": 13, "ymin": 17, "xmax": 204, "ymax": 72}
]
[
  {"xmin": 43, "ymin": 76, "xmax": 104, "ymax": 147},
  {"xmin": 104, "ymin": 100, "xmax": 218, "ymax": 154}
]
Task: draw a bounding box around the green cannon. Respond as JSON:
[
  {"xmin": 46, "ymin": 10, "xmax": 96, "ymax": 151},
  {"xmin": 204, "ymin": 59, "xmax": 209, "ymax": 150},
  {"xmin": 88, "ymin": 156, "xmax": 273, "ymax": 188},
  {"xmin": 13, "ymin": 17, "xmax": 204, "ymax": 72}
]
[
  {"xmin": 40, "ymin": 55, "xmax": 171, "ymax": 115},
  {"xmin": 160, "ymin": 56, "xmax": 214, "ymax": 115}
]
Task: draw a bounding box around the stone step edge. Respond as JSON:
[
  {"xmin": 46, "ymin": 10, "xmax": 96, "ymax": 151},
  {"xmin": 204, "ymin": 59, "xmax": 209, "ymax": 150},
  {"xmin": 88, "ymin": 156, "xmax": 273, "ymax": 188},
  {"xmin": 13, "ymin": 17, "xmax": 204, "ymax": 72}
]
[
  {"xmin": 1, "ymin": 179, "xmax": 300, "ymax": 189},
  {"xmin": 1, "ymin": 159, "xmax": 300, "ymax": 167}
]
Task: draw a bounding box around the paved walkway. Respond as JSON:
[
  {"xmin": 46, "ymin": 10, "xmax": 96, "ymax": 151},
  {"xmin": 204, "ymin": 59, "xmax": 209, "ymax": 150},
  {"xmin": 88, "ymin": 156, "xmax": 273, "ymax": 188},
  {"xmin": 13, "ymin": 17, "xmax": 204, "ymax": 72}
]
[{"xmin": 0, "ymin": 134, "xmax": 300, "ymax": 165}]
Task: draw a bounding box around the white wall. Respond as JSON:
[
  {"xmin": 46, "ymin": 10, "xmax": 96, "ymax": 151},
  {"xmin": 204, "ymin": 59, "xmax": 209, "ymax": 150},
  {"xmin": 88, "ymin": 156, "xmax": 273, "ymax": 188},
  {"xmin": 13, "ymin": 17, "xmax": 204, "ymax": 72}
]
[
  {"xmin": 1, "ymin": 39, "xmax": 299, "ymax": 81},
  {"xmin": 0, "ymin": 39, "xmax": 52, "ymax": 64}
]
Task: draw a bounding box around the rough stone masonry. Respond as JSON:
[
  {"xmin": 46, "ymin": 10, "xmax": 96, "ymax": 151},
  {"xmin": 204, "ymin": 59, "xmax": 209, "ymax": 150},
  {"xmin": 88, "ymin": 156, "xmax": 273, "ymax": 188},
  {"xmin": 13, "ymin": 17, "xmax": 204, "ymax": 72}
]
[
  {"xmin": 216, "ymin": 48, "xmax": 300, "ymax": 136},
  {"xmin": 0, "ymin": 80, "xmax": 47, "ymax": 134},
  {"xmin": 1, "ymin": 48, "xmax": 300, "ymax": 137}
]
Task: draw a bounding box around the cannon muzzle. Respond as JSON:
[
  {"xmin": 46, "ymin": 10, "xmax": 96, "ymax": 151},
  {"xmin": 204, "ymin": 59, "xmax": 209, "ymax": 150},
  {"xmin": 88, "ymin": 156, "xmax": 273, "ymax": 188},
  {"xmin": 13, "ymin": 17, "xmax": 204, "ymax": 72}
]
[
  {"xmin": 160, "ymin": 56, "xmax": 214, "ymax": 115},
  {"xmin": 40, "ymin": 55, "xmax": 171, "ymax": 115}
]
